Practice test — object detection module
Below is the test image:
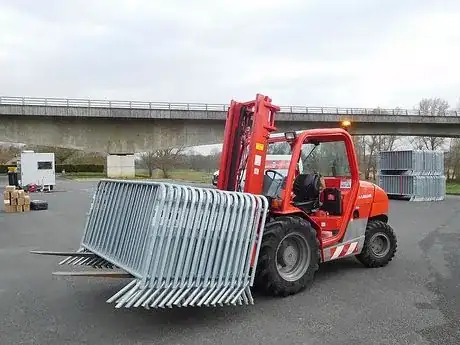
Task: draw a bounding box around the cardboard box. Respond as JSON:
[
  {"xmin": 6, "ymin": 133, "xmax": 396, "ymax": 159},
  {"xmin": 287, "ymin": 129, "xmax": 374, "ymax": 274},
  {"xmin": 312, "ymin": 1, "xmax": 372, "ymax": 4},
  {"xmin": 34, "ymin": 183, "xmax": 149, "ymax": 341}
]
[
  {"xmin": 2, "ymin": 189, "xmax": 31, "ymax": 213},
  {"xmin": 5, "ymin": 185, "xmax": 16, "ymax": 192},
  {"xmin": 4, "ymin": 205, "xmax": 15, "ymax": 213}
]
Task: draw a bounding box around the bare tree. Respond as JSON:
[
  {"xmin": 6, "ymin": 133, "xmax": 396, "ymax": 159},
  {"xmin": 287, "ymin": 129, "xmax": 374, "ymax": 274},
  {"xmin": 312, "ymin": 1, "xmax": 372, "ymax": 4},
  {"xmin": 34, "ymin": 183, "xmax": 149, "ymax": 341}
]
[
  {"xmin": 68, "ymin": 151, "xmax": 106, "ymax": 165},
  {"xmin": 25, "ymin": 145, "xmax": 78, "ymax": 164},
  {"xmin": 445, "ymin": 138, "xmax": 460, "ymax": 181},
  {"xmin": 393, "ymin": 106, "xmax": 404, "ymax": 115},
  {"xmin": 139, "ymin": 147, "xmax": 186, "ymax": 178},
  {"xmin": 139, "ymin": 151, "xmax": 156, "ymax": 177},
  {"xmin": 354, "ymin": 135, "xmax": 399, "ymax": 180},
  {"xmin": 411, "ymin": 97, "xmax": 450, "ymax": 150},
  {"xmin": 0, "ymin": 145, "xmax": 20, "ymax": 164}
]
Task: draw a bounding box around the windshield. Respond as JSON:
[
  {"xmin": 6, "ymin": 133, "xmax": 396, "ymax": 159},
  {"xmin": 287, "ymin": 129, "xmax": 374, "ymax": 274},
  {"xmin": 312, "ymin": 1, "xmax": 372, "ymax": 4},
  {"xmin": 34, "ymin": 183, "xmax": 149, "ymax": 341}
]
[{"xmin": 267, "ymin": 140, "xmax": 351, "ymax": 177}]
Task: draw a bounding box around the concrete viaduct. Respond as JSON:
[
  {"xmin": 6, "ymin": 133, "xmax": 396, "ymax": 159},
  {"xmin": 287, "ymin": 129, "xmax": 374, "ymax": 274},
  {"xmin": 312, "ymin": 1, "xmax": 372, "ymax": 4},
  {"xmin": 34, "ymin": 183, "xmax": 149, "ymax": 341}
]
[{"xmin": 1, "ymin": 96, "xmax": 459, "ymax": 177}]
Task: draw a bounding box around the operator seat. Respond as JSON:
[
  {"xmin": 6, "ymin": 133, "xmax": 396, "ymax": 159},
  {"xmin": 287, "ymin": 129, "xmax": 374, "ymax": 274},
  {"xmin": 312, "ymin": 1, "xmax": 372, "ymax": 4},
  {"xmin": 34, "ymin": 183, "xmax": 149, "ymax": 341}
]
[{"xmin": 292, "ymin": 173, "xmax": 321, "ymax": 213}]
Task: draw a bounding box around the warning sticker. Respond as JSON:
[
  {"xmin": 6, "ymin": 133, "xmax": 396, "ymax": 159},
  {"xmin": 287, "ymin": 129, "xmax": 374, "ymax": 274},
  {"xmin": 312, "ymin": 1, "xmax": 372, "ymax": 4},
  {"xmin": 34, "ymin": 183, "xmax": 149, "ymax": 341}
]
[
  {"xmin": 254, "ymin": 155, "xmax": 262, "ymax": 166},
  {"xmin": 255, "ymin": 143, "xmax": 264, "ymax": 151}
]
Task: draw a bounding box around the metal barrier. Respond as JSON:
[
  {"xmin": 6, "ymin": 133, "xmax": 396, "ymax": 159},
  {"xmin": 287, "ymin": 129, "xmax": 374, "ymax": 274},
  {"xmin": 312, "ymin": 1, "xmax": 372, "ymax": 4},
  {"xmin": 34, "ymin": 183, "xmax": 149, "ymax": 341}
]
[
  {"xmin": 378, "ymin": 175, "xmax": 446, "ymax": 201},
  {"xmin": 61, "ymin": 179, "xmax": 269, "ymax": 308},
  {"xmin": 378, "ymin": 150, "xmax": 444, "ymax": 175},
  {"xmin": 377, "ymin": 150, "xmax": 446, "ymax": 201}
]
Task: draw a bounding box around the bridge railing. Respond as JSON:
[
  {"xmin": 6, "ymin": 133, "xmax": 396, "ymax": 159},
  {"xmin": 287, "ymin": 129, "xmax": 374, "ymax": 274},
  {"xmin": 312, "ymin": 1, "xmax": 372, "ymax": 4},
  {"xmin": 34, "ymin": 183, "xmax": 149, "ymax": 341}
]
[{"xmin": 0, "ymin": 96, "xmax": 458, "ymax": 116}]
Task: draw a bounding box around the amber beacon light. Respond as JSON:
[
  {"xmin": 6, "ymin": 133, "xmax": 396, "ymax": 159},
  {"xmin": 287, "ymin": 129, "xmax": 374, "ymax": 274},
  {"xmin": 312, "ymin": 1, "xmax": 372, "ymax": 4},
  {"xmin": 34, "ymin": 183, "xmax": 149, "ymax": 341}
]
[{"xmin": 341, "ymin": 120, "xmax": 351, "ymax": 130}]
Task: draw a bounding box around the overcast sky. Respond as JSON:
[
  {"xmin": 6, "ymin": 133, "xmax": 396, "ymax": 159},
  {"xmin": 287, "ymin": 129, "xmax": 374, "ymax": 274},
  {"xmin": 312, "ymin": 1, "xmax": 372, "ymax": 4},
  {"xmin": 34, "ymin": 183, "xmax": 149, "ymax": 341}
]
[{"xmin": 1, "ymin": 0, "xmax": 459, "ymax": 109}]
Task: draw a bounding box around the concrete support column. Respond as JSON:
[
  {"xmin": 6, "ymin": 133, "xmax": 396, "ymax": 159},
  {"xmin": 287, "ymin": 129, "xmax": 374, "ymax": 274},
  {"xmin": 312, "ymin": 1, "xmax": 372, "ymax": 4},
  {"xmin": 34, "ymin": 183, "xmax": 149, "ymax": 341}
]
[{"xmin": 106, "ymin": 153, "xmax": 135, "ymax": 178}]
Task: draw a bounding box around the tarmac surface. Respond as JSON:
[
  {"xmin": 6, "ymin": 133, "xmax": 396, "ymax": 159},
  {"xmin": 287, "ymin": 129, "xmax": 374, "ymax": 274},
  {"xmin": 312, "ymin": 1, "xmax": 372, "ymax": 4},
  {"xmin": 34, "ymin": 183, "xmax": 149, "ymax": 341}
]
[{"xmin": 0, "ymin": 177, "xmax": 459, "ymax": 345}]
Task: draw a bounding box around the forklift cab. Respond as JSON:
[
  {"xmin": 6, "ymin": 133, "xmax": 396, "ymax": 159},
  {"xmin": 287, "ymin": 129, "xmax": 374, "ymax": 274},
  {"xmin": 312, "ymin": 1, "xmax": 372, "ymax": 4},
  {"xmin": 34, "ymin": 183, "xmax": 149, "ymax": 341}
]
[{"xmin": 263, "ymin": 129, "xmax": 359, "ymax": 223}]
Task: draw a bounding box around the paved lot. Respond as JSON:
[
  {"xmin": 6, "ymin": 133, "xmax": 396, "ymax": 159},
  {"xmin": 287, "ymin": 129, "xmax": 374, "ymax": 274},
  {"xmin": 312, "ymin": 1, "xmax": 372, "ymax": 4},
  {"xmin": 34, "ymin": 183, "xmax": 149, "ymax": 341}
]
[{"xmin": 0, "ymin": 177, "xmax": 459, "ymax": 345}]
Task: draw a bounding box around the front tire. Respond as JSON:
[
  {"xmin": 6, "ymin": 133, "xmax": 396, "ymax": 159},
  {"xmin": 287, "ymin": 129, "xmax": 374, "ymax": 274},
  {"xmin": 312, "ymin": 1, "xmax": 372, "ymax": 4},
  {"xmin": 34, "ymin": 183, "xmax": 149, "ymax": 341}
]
[
  {"xmin": 255, "ymin": 216, "xmax": 320, "ymax": 297},
  {"xmin": 356, "ymin": 220, "xmax": 397, "ymax": 268}
]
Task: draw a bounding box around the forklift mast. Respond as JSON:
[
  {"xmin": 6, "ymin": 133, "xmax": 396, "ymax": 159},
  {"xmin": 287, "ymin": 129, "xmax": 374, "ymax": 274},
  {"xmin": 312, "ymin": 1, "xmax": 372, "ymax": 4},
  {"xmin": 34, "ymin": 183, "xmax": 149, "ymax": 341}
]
[{"xmin": 217, "ymin": 94, "xmax": 280, "ymax": 194}]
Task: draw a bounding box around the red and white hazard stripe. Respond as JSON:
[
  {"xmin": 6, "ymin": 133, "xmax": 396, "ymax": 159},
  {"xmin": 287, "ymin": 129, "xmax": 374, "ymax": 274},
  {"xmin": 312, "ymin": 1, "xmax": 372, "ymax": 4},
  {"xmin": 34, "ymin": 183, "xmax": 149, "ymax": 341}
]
[{"xmin": 329, "ymin": 241, "xmax": 359, "ymax": 260}]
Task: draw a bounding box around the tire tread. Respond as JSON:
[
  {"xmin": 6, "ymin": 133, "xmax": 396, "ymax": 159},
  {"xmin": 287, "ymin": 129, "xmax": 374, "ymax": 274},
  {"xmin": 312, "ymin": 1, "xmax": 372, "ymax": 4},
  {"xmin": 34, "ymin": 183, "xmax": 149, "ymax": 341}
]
[
  {"xmin": 255, "ymin": 216, "xmax": 320, "ymax": 297},
  {"xmin": 356, "ymin": 220, "xmax": 397, "ymax": 268}
]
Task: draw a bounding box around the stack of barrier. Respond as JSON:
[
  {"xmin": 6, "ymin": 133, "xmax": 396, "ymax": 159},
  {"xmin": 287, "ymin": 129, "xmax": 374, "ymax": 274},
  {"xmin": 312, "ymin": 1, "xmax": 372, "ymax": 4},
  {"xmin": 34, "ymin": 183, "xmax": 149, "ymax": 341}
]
[
  {"xmin": 59, "ymin": 179, "xmax": 269, "ymax": 309},
  {"xmin": 377, "ymin": 150, "xmax": 446, "ymax": 201}
]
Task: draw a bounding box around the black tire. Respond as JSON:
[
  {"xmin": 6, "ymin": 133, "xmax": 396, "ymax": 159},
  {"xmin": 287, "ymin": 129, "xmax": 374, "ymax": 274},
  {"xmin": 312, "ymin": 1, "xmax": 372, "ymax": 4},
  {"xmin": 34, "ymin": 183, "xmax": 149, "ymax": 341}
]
[
  {"xmin": 30, "ymin": 200, "xmax": 48, "ymax": 211},
  {"xmin": 356, "ymin": 220, "xmax": 397, "ymax": 268},
  {"xmin": 255, "ymin": 216, "xmax": 320, "ymax": 297}
]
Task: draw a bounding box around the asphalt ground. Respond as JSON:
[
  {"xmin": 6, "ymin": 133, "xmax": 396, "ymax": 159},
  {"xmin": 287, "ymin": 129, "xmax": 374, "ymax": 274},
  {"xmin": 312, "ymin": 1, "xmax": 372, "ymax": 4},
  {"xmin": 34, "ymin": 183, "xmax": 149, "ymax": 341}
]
[{"xmin": 0, "ymin": 177, "xmax": 459, "ymax": 345}]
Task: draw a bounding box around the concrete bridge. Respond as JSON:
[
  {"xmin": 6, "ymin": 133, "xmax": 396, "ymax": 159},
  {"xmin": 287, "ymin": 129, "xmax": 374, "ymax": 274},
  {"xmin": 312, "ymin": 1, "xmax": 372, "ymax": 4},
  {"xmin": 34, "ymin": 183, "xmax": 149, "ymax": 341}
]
[
  {"xmin": 1, "ymin": 96, "xmax": 459, "ymax": 177},
  {"xmin": 1, "ymin": 96, "xmax": 459, "ymax": 153}
]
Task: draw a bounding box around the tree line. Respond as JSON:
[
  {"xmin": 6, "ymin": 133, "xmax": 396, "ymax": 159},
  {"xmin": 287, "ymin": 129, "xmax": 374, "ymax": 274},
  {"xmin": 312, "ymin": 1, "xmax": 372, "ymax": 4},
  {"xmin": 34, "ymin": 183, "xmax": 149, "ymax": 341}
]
[{"xmin": 136, "ymin": 147, "xmax": 221, "ymax": 178}]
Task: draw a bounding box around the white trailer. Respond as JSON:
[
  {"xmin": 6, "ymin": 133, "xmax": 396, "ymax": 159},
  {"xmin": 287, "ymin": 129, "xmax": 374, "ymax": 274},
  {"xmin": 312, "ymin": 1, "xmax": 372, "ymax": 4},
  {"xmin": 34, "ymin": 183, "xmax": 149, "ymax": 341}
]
[{"xmin": 17, "ymin": 151, "xmax": 56, "ymax": 190}]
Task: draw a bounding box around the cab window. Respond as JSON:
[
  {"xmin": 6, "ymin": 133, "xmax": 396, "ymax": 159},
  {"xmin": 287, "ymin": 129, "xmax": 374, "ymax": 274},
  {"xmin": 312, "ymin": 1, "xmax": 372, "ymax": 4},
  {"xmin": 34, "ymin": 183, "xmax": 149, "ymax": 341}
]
[{"xmin": 300, "ymin": 141, "xmax": 351, "ymax": 177}]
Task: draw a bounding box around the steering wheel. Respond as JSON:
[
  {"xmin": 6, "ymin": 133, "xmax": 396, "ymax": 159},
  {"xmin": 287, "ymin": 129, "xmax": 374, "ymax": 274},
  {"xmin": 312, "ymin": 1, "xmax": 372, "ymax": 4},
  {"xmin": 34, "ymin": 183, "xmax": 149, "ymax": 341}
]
[{"xmin": 265, "ymin": 169, "xmax": 285, "ymax": 181}]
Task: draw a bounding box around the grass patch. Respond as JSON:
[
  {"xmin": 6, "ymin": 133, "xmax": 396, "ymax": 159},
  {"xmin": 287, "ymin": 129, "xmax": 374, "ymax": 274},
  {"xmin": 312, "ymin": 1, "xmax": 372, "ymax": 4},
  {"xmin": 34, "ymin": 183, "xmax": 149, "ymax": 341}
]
[
  {"xmin": 446, "ymin": 183, "xmax": 460, "ymax": 195},
  {"xmin": 133, "ymin": 169, "xmax": 213, "ymax": 183},
  {"xmin": 61, "ymin": 169, "xmax": 213, "ymax": 184},
  {"xmin": 166, "ymin": 169, "xmax": 213, "ymax": 183},
  {"xmin": 63, "ymin": 172, "xmax": 106, "ymax": 179}
]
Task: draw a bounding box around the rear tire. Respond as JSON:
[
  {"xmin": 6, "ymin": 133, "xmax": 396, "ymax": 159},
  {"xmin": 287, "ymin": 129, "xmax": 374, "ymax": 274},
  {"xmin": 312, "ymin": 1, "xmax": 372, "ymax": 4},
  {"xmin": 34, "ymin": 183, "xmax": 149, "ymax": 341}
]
[
  {"xmin": 356, "ymin": 220, "xmax": 397, "ymax": 268},
  {"xmin": 255, "ymin": 216, "xmax": 320, "ymax": 297}
]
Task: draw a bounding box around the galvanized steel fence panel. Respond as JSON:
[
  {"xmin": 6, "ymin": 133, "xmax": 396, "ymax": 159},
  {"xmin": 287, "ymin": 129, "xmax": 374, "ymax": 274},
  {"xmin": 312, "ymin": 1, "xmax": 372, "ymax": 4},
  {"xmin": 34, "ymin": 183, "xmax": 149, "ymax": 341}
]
[
  {"xmin": 378, "ymin": 150, "xmax": 446, "ymax": 201},
  {"xmin": 378, "ymin": 150, "xmax": 444, "ymax": 175},
  {"xmin": 378, "ymin": 175, "xmax": 446, "ymax": 201},
  {"xmin": 69, "ymin": 179, "xmax": 269, "ymax": 308}
]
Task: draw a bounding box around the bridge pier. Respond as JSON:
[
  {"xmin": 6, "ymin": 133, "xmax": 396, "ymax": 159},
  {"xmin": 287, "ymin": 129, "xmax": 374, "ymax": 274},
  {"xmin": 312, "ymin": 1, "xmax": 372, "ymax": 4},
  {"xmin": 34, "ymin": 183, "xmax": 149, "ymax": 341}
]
[{"xmin": 106, "ymin": 154, "xmax": 135, "ymax": 178}]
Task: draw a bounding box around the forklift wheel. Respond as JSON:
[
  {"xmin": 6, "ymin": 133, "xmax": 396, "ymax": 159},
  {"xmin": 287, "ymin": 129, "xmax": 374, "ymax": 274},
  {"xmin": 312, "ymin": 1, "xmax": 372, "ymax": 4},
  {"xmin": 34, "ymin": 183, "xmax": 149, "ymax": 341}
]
[
  {"xmin": 355, "ymin": 220, "xmax": 397, "ymax": 268},
  {"xmin": 255, "ymin": 216, "xmax": 320, "ymax": 297},
  {"xmin": 30, "ymin": 200, "xmax": 49, "ymax": 211}
]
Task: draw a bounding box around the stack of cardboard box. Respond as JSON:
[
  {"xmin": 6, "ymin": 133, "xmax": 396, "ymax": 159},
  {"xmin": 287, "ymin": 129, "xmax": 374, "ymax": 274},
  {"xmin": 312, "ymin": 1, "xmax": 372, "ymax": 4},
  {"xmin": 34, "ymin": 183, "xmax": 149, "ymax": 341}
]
[{"xmin": 3, "ymin": 186, "xmax": 31, "ymax": 213}]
